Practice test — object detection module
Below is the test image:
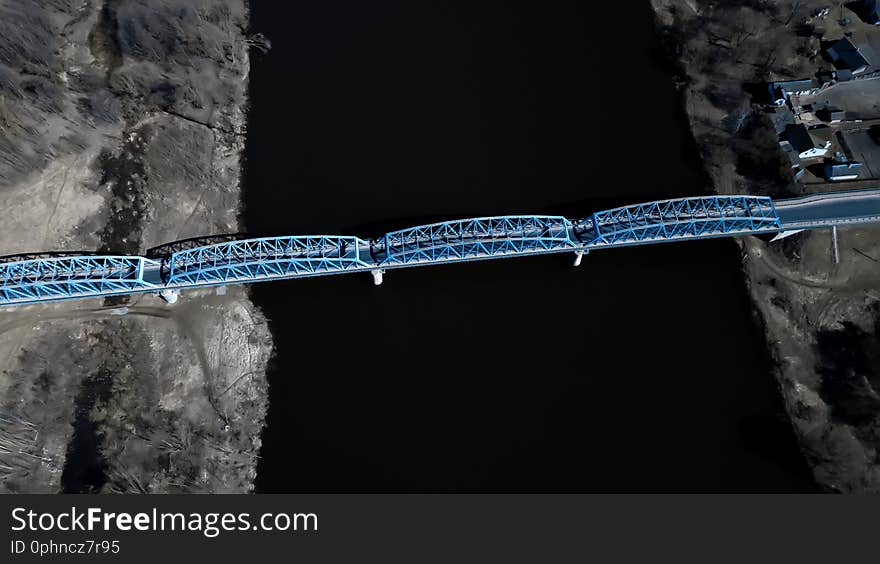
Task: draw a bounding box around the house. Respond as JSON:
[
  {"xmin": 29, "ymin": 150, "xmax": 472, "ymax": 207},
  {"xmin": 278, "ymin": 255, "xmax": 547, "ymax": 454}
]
[
  {"xmin": 825, "ymin": 37, "xmax": 871, "ymax": 74},
  {"xmin": 780, "ymin": 124, "xmax": 829, "ymax": 160},
  {"xmin": 835, "ymin": 69, "xmax": 855, "ymax": 81},
  {"xmin": 818, "ymin": 69, "xmax": 854, "ymax": 84},
  {"xmin": 768, "ymin": 78, "xmax": 819, "ymax": 105},
  {"xmin": 817, "ymin": 106, "xmax": 846, "ymax": 123},
  {"xmin": 824, "ymin": 161, "xmax": 864, "ymax": 181}
]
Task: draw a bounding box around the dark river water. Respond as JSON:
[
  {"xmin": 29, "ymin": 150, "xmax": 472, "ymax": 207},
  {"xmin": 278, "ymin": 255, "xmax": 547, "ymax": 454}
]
[{"xmin": 244, "ymin": 0, "xmax": 818, "ymax": 491}]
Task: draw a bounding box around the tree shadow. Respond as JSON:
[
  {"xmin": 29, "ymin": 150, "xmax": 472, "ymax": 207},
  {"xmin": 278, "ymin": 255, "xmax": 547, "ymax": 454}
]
[{"xmin": 743, "ymin": 81, "xmax": 773, "ymax": 105}]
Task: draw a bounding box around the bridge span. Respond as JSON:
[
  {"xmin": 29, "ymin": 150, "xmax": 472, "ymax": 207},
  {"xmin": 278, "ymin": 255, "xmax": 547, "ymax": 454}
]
[{"xmin": 2, "ymin": 189, "xmax": 879, "ymax": 307}]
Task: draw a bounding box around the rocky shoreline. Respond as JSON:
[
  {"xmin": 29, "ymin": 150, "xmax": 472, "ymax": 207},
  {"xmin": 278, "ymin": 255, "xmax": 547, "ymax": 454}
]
[
  {"xmin": 0, "ymin": 0, "xmax": 272, "ymax": 492},
  {"xmin": 651, "ymin": 0, "xmax": 880, "ymax": 491}
]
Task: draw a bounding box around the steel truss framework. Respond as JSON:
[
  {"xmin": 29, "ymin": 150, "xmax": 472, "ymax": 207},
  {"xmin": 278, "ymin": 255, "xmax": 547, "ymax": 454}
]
[
  {"xmin": 166, "ymin": 236, "xmax": 372, "ymax": 285},
  {"xmin": 376, "ymin": 215, "xmax": 575, "ymax": 265},
  {"xmin": 0, "ymin": 196, "xmax": 788, "ymax": 306},
  {"xmin": 0, "ymin": 256, "xmax": 157, "ymax": 305},
  {"xmin": 578, "ymin": 195, "xmax": 781, "ymax": 246}
]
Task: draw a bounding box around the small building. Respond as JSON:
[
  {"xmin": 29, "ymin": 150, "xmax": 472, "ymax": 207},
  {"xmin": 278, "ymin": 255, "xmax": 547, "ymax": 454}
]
[
  {"xmin": 824, "ymin": 161, "xmax": 864, "ymax": 181},
  {"xmin": 817, "ymin": 106, "xmax": 847, "ymax": 123},
  {"xmin": 768, "ymin": 78, "xmax": 819, "ymax": 105},
  {"xmin": 818, "ymin": 68, "xmax": 855, "ymax": 84},
  {"xmin": 780, "ymin": 123, "xmax": 829, "ymax": 160},
  {"xmin": 825, "ymin": 37, "xmax": 871, "ymax": 74}
]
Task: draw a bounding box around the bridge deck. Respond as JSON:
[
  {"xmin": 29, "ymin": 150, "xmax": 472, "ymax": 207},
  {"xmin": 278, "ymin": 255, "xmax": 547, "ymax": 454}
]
[
  {"xmin": 775, "ymin": 189, "xmax": 880, "ymax": 229},
  {"xmin": 2, "ymin": 189, "xmax": 879, "ymax": 306}
]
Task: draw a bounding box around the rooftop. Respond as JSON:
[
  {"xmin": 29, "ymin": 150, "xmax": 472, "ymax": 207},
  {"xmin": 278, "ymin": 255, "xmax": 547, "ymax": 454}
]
[
  {"xmin": 781, "ymin": 123, "xmax": 819, "ymax": 153},
  {"xmin": 826, "ymin": 37, "xmax": 872, "ymax": 73}
]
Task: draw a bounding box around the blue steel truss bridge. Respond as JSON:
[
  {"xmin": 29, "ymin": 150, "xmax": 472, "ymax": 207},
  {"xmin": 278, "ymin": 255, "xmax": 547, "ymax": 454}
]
[{"xmin": 2, "ymin": 189, "xmax": 879, "ymax": 308}]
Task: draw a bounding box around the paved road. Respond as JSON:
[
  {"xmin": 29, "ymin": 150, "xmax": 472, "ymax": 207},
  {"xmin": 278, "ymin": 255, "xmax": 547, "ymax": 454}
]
[{"xmin": 775, "ymin": 188, "xmax": 880, "ymax": 229}]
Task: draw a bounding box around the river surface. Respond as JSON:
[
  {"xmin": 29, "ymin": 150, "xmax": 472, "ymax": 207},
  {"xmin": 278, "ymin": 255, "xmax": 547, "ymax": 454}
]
[{"xmin": 244, "ymin": 0, "xmax": 818, "ymax": 491}]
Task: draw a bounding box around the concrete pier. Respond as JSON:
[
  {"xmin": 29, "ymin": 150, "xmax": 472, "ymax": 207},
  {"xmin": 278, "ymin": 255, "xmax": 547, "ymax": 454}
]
[
  {"xmin": 371, "ymin": 269, "xmax": 385, "ymax": 286},
  {"xmin": 831, "ymin": 226, "xmax": 839, "ymax": 266},
  {"xmin": 159, "ymin": 289, "xmax": 179, "ymax": 304},
  {"xmin": 770, "ymin": 229, "xmax": 805, "ymax": 242}
]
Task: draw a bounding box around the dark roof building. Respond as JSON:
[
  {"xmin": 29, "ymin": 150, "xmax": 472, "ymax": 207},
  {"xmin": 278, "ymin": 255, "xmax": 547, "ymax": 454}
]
[
  {"xmin": 817, "ymin": 106, "xmax": 847, "ymax": 123},
  {"xmin": 781, "ymin": 124, "xmax": 818, "ymax": 154},
  {"xmin": 825, "ymin": 37, "xmax": 871, "ymax": 74},
  {"xmin": 779, "ymin": 124, "xmax": 830, "ymax": 164},
  {"xmin": 819, "ymin": 68, "xmax": 855, "ymax": 84},
  {"xmin": 835, "ymin": 69, "xmax": 855, "ymax": 81}
]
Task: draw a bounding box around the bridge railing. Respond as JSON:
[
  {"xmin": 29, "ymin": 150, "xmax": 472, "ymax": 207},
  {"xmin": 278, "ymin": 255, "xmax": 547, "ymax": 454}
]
[
  {"xmin": 375, "ymin": 215, "xmax": 577, "ymax": 266},
  {"xmin": 576, "ymin": 196, "xmax": 781, "ymax": 246},
  {"xmin": 165, "ymin": 236, "xmax": 373, "ymax": 286},
  {"xmin": 0, "ymin": 256, "xmax": 158, "ymax": 306}
]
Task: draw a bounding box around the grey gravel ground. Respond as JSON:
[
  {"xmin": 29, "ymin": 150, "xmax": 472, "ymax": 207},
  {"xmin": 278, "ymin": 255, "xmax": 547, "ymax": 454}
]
[{"xmin": 0, "ymin": 0, "xmax": 272, "ymax": 493}]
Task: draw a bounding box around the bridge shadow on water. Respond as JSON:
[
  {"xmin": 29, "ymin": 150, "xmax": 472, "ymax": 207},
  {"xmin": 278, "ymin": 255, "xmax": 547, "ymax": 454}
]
[
  {"xmin": 141, "ymin": 200, "xmax": 624, "ymax": 248},
  {"xmin": 145, "ymin": 233, "xmax": 256, "ymax": 259},
  {"xmin": 346, "ymin": 196, "xmax": 629, "ymax": 239},
  {"xmin": 0, "ymin": 250, "xmax": 106, "ymax": 264}
]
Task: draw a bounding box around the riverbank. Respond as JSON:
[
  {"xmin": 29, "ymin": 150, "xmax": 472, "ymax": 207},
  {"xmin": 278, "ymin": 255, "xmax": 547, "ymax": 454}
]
[
  {"xmin": 651, "ymin": 0, "xmax": 880, "ymax": 491},
  {"xmin": 0, "ymin": 0, "xmax": 271, "ymax": 493}
]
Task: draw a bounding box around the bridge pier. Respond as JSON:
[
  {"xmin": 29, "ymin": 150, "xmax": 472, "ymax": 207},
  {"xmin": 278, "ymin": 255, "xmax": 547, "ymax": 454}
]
[
  {"xmin": 770, "ymin": 229, "xmax": 805, "ymax": 242},
  {"xmin": 831, "ymin": 226, "xmax": 839, "ymax": 266},
  {"xmin": 371, "ymin": 269, "xmax": 385, "ymax": 286},
  {"xmin": 572, "ymin": 250, "xmax": 585, "ymax": 267},
  {"xmin": 158, "ymin": 289, "xmax": 180, "ymax": 304}
]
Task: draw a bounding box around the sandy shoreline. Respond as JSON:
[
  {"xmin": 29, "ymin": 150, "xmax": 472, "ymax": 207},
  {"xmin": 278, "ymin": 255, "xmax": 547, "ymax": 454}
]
[{"xmin": 0, "ymin": 0, "xmax": 272, "ymax": 493}]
